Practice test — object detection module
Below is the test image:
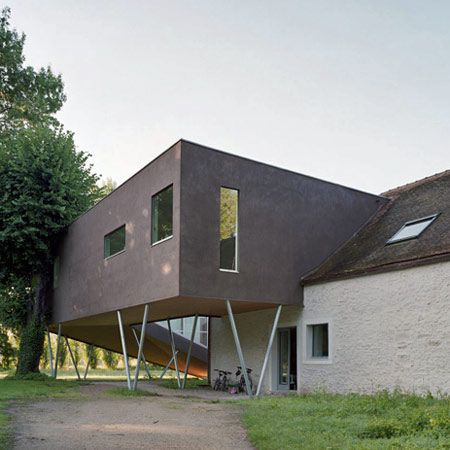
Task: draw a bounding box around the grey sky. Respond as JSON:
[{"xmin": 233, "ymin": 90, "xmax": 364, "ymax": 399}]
[{"xmin": 7, "ymin": 0, "xmax": 450, "ymax": 193}]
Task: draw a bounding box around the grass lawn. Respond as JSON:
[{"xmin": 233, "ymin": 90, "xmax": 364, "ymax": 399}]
[
  {"xmin": 36, "ymin": 366, "xmax": 182, "ymax": 381},
  {"xmin": 241, "ymin": 391, "xmax": 450, "ymax": 450},
  {"xmin": 0, "ymin": 375, "xmax": 81, "ymax": 449}
]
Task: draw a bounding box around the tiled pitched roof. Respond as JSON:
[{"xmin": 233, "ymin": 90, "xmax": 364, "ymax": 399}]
[{"xmin": 303, "ymin": 170, "xmax": 450, "ymax": 284}]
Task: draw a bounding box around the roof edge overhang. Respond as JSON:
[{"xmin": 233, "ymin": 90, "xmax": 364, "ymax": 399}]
[{"xmin": 302, "ymin": 250, "xmax": 450, "ymax": 286}]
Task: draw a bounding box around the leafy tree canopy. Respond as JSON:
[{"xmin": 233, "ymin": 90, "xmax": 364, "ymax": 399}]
[
  {"xmin": 0, "ymin": 7, "xmax": 65, "ymax": 133},
  {"xmin": 0, "ymin": 7, "xmax": 102, "ymax": 373},
  {"xmin": 0, "ymin": 126, "xmax": 101, "ymax": 280}
]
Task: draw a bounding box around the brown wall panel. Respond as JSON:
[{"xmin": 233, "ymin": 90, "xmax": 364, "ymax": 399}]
[
  {"xmin": 179, "ymin": 141, "xmax": 385, "ymax": 305},
  {"xmin": 52, "ymin": 143, "xmax": 182, "ymax": 323}
]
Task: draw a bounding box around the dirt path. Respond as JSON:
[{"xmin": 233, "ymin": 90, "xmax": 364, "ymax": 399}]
[{"xmin": 10, "ymin": 384, "xmax": 253, "ymax": 449}]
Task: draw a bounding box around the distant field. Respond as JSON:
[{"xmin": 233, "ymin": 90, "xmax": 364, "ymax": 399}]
[{"xmin": 0, "ymin": 366, "xmax": 185, "ymax": 381}]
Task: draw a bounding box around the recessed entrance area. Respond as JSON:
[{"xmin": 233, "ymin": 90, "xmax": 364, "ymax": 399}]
[{"xmin": 277, "ymin": 327, "xmax": 297, "ymax": 391}]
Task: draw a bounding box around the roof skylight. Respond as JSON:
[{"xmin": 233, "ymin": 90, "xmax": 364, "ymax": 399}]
[{"xmin": 386, "ymin": 214, "xmax": 438, "ymax": 245}]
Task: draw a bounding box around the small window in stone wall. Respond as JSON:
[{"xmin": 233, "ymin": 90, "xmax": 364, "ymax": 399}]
[{"xmin": 308, "ymin": 323, "xmax": 329, "ymax": 358}]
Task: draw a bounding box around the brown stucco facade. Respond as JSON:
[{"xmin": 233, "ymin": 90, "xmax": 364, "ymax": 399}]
[
  {"xmin": 52, "ymin": 142, "xmax": 182, "ymax": 325},
  {"xmin": 50, "ymin": 140, "xmax": 386, "ymax": 368}
]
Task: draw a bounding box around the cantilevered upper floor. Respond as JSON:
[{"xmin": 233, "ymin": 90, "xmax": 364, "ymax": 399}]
[{"xmin": 51, "ymin": 140, "xmax": 386, "ymax": 326}]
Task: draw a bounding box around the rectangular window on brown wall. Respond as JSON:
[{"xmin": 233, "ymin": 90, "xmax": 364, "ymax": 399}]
[
  {"xmin": 152, "ymin": 184, "xmax": 173, "ymax": 244},
  {"xmin": 220, "ymin": 187, "xmax": 239, "ymax": 271},
  {"xmin": 104, "ymin": 225, "xmax": 126, "ymax": 258}
]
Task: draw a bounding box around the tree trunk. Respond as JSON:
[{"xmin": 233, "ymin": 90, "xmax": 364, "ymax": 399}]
[{"xmin": 16, "ymin": 265, "xmax": 51, "ymax": 375}]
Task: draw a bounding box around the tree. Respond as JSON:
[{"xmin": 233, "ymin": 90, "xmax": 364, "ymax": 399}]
[
  {"xmin": 70, "ymin": 340, "xmax": 81, "ymax": 366},
  {"xmin": 102, "ymin": 349, "xmax": 119, "ymax": 369},
  {"xmin": 40, "ymin": 337, "xmax": 49, "ymax": 369},
  {"xmin": 0, "ymin": 7, "xmax": 65, "ymax": 133},
  {"xmin": 0, "ymin": 126, "xmax": 101, "ymax": 374},
  {"xmin": 58, "ymin": 338, "xmax": 68, "ymax": 369},
  {"xmin": 0, "ymin": 327, "xmax": 16, "ymax": 369},
  {"xmin": 101, "ymin": 177, "xmax": 117, "ymax": 195},
  {"xmin": 220, "ymin": 188, "xmax": 238, "ymax": 239},
  {"xmin": 84, "ymin": 344, "xmax": 99, "ymax": 370},
  {"xmin": 0, "ymin": 8, "xmax": 102, "ymax": 374}
]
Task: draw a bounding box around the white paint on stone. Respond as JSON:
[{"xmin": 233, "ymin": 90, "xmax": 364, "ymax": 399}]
[
  {"xmin": 302, "ymin": 261, "xmax": 450, "ymax": 395},
  {"xmin": 210, "ymin": 261, "xmax": 450, "ymax": 395}
]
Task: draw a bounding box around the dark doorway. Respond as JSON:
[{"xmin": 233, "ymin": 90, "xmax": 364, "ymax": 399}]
[{"xmin": 277, "ymin": 327, "xmax": 297, "ymax": 391}]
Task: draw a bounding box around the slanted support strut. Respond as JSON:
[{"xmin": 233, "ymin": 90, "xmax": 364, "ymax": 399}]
[
  {"xmin": 83, "ymin": 345, "xmax": 93, "ymax": 380},
  {"xmin": 167, "ymin": 320, "xmax": 181, "ymax": 388},
  {"xmin": 159, "ymin": 350, "xmax": 179, "ymax": 380},
  {"xmin": 53, "ymin": 323, "xmax": 62, "ymax": 379},
  {"xmin": 132, "ymin": 328, "xmax": 152, "ymax": 380},
  {"xmin": 65, "ymin": 336, "xmax": 81, "ymax": 380},
  {"xmin": 132, "ymin": 304, "xmax": 150, "ymax": 391},
  {"xmin": 182, "ymin": 314, "xmax": 198, "ymax": 389},
  {"xmin": 256, "ymin": 305, "xmax": 282, "ymax": 397},
  {"xmin": 226, "ymin": 300, "xmax": 253, "ymax": 398},
  {"xmin": 47, "ymin": 329, "xmax": 54, "ymax": 376},
  {"xmin": 117, "ymin": 310, "xmax": 131, "ymax": 389}
]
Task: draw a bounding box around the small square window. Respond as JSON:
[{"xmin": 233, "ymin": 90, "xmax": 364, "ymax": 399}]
[
  {"xmin": 308, "ymin": 323, "xmax": 329, "ymax": 358},
  {"xmin": 104, "ymin": 225, "xmax": 126, "ymax": 258},
  {"xmin": 152, "ymin": 185, "xmax": 173, "ymax": 244}
]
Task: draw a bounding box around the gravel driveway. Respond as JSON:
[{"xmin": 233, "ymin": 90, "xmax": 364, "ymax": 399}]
[{"xmin": 10, "ymin": 384, "xmax": 253, "ymax": 449}]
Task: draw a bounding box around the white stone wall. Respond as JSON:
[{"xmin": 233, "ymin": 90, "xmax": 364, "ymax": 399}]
[
  {"xmin": 210, "ymin": 306, "xmax": 301, "ymax": 393},
  {"xmin": 302, "ymin": 262, "xmax": 450, "ymax": 395},
  {"xmin": 210, "ymin": 261, "xmax": 450, "ymax": 395}
]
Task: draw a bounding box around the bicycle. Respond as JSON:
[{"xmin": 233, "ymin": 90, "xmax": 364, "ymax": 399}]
[
  {"xmin": 213, "ymin": 369, "xmax": 232, "ymax": 391},
  {"xmin": 235, "ymin": 366, "xmax": 254, "ymax": 394}
]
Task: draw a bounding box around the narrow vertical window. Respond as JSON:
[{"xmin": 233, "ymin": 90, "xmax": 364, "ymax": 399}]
[
  {"xmin": 152, "ymin": 185, "xmax": 173, "ymax": 244},
  {"xmin": 220, "ymin": 187, "xmax": 239, "ymax": 271},
  {"xmin": 199, "ymin": 317, "xmax": 208, "ymax": 347},
  {"xmin": 104, "ymin": 225, "xmax": 126, "ymax": 258}
]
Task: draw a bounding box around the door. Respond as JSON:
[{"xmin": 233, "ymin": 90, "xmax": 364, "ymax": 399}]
[{"xmin": 277, "ymin": 327, "xmax": 297, "ymax": 391}]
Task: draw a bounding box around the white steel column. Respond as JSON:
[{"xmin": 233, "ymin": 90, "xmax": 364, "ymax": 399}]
[
  {"xmin": 159, "ymin": 351, "xmax": 179, "ymax": 379},
  {"xmin": 182, "ymin": 314, "xmax": 198, "ymax": 389},
  {"xmin": 226, "ymin": 300, "xmax": 253, "ymax": 397},
  {"xmin": 132, "ymin": 328, "xmax": 152, "ymax": 380},
  {"xmin": 167, "ymin": 320, "xmax": 181, "ymax": 388},
  {"xmin": 117, "ymin": 310, "xmax": 132, "ymax": 390},
  {"xmin": 53, "ymin": 323, "xmax": 62, "ymax": 378},
  {"xmin": 256, "ymin": 305, "xmax": 282, "ymax": 396},
  {"xmin": 132, "ymin": 304, "xmax": 150, "ymax": 390},
  {"xmin": 83, "ymin": 345, "xmax": 93, "ymax": 380},
  {"xmin": 65, "ymin": 336, "xmax": 81, "ymax": 381},
  {"xmin": 47, "ymin": 330, "xmax": 54, "ymax": 376}
]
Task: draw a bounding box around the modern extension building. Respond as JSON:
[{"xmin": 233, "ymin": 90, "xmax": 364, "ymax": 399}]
[{"xmin": 50, "ymin": 140, "xmax": 449, "ymax": 395}]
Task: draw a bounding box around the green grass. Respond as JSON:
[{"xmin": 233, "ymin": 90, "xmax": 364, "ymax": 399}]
[
  {"xmin": 159, "ymin": 377, "xmax": 208, "ymax": 389},
  {"xmin": 106, "ymin": 387, "xmax": 159, "ymax": 397},
  {"xmin": 0, "ymin": 375, "xmax": 81, "ymax": 449},
  {"xmin": 0, "ymin": 403, "xmax": 9, "ymax": 450},
  {"xmin": 241, "ymin": 391, "xmax": 450, "ymax": 450}
]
